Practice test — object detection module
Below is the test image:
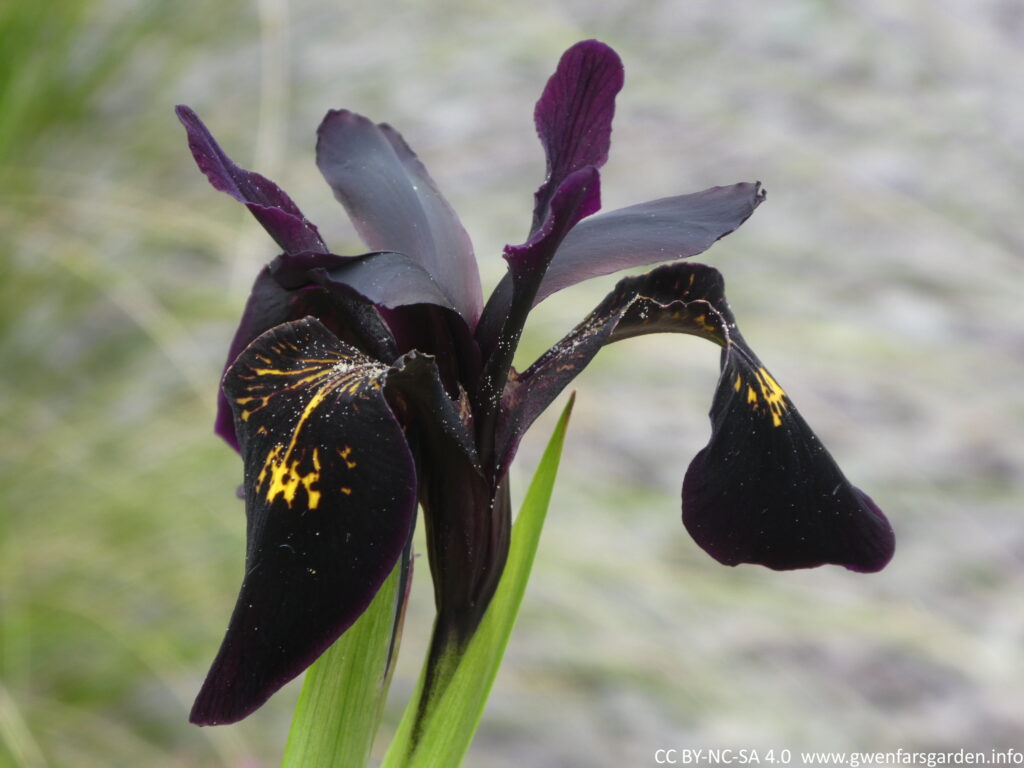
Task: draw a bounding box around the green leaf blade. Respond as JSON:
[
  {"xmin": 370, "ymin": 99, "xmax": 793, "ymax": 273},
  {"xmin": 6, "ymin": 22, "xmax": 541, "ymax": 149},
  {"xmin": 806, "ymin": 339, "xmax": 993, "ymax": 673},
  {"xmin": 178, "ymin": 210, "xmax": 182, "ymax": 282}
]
[{"xmin": 283, "ymin": 550, "xmax": 410, "ymax": 768}]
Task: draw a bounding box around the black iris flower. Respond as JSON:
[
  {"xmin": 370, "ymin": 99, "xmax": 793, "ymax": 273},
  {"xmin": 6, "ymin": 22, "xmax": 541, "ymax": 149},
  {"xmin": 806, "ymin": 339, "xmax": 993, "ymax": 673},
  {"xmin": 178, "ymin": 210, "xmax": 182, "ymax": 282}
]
[{"xmin": 179, "ymin": 40, "xmax": 894, "ymax": 726}]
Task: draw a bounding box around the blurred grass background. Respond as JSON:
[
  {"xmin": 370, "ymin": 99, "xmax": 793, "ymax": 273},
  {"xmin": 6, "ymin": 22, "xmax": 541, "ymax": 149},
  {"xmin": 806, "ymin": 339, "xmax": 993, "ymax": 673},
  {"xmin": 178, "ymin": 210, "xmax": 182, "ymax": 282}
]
[{"xmin": 2, "ymin": 0, "xmax": 1023, "ymax": 766}]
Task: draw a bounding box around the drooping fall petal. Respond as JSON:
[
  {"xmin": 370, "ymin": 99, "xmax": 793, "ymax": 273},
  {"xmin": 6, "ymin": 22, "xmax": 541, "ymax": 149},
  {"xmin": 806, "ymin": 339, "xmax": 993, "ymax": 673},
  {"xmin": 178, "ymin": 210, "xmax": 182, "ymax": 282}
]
[
  {"xmin": 215, "ymin": 250, "xmax": 476, "ymax": 450},
  {"xmin": 316, "ymin": 110, "xmax": 483, "ymax": 325},
  {"xmin": 191, "ymin": 318, "xmax": 418, "ymax": 725},
  {"xmin": 500, "ymin": 262, "xmax": 894, "ymax": 571},
  {"xmin": 214, "ymin": 267, "xmax": 293, "ymax": 451},
  {"xmin": 175, "ymin": 105, "xmax": 327, "ymax": 255},
  {"xmin": 682, "ymin": 338, "xmax": 894, "ymax": 572}
]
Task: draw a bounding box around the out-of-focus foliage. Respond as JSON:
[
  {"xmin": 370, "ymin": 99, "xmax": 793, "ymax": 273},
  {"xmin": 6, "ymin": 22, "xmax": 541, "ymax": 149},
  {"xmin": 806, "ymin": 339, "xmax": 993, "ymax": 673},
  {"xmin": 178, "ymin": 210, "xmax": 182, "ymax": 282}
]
[{"xmin": 2, "ymin": 1, "xmax": 1023, "ymax": 766}]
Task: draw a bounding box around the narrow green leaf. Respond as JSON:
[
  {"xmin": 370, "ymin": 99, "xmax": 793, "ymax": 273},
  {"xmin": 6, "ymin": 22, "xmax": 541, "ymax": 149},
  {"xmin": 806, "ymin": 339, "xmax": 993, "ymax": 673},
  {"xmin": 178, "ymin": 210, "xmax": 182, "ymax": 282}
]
[
  {"xmin": 283, "ymin": 548, "xmax": 410, "ymax": 768},
  {"xmin": 382, "ymin": 394, "xmax": 575, "ymax": 768}
]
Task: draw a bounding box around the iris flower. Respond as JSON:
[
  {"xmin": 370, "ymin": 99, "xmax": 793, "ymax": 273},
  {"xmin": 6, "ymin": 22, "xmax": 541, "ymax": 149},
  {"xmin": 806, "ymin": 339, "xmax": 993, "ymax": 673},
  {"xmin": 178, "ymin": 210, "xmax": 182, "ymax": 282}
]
[{"xmin": 179, "ymin": 40, "xmax": 894, "ymax": 726}]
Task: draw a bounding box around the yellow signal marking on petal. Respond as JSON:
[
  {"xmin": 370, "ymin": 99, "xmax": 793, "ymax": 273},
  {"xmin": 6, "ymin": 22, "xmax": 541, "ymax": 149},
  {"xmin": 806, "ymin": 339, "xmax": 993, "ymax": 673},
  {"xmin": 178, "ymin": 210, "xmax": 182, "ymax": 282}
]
[
  {"xmin": 236, "ymin": 395, "xmax": 272, "ymax": 421},
  {"xmin": 249, "ymin": 364, "xmax": 332, "ymax": 378},
  {"xmin": 337, "ymin": 445, "xmax": 357, "ymax": 469},
  {"xmin": 240, "ymin": 347, "xmax": 389, "ymax": 511},
  {"xmin": 693, "ymin": 314, "xmax": 717, "ymax": 334},
  {"xmin": 259, "ymin": 388, "xmax": 331, "ymax": 510},
  {"xmin": 301, "ymin": 448, "xmax": 322, "ymax": 510},
  {"xmin": 753, "ymin": 366, "xmax": 788, "ymax": 428},
  {"xmin": 255, "ymin": 445, "xmax": 281, "ymax": 493}
]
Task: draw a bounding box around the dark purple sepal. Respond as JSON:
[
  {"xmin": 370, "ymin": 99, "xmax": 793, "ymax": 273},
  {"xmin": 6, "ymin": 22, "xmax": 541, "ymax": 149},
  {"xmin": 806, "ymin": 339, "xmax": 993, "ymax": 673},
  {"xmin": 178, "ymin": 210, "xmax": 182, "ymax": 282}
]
[
  {"xmin": 315, "ymin": 110, "xmax": 483, "ymax": 325},
  {"xmin": 682, "ymin": 340, "xmax": 895, "ymax": 573},
  {"xmin": 175, "ymin": 105, "xmax": 327, "ymax": 255},
  {"xmin": 496, "ymin": 263, "xmax": 733, "ymax": 472},
  {"xmin": 531, "ymin": 39, "xmax": 623, "ymax": 232},
  {"xmin": 499, "ymin": 261, "xmax": 894, "ymax": 572},
  {"xmin": 213, "ymin": 254, "xmax": 406, "ymax": 451},
  {"xmin": 191, "ymin": 318, "xmax": 418, "ymax": 725},
  {"xmin": 214, "ymin": 267, "xmax": 291, "ymax": 451}
]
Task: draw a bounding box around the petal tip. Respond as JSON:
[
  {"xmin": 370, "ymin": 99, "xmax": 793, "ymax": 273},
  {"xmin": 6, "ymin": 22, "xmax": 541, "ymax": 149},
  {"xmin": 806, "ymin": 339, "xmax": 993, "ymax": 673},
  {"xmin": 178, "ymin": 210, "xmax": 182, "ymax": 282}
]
[{"xmin": 682, "ymin": 449, "xmax": 896, "ymax": 574}]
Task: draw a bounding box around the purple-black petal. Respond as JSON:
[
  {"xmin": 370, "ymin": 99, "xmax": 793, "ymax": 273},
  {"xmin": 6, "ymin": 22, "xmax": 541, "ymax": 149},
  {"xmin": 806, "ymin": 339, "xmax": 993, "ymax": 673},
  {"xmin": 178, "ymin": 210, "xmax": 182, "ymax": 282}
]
[
  {"xmin": 175, "ymin": 105, "xmax": 327, "ymax": 255},
  {"xmin": 505, "ymin": 167, "xmax": 602, "ymax": 280},
  {"xmin": 474, "ymin": 168, "xmax": 600, "ymax": 464},
  {"xmin": 386, "ymin": 352, "xmax": 503, "ymax": 634},
  {"xmin": 315, "ymin": 110, "xmax": 483, "ymax": 325},
  {"xmin": 214, "ymin": 267, "xmax": 291, "ymax": 451},
  {"xmin": 683, "ymin": 344, "xmax": 894, "ymax": 572},
  {"xmin": 477, "ymin": 183, "xmax": 764, "ymax": 354},
  {"xmin": 380, "ymin": 303, "xmax": 481, "ymax": 399},
  {"xmin": 500, "ymin": 262, "xmax": 894, "ymax": 572},
  {"xmin": 214, "ymin": 254, "xmax": 405, "ymax": 451},
  {"xmin": 535, "ymin": 182, "xmax": 765, "ymax": 304},
  {"xmin": 277, "ymin": 251, "xmax": 456, "ymax": 312},
  {"xmin": 531, "ymin": 40, "xmax": 623, "ymax": 232},
  {"xmin": 191, "ymin": 318, "xmax": 418, "ymax": 725},
  {"xmin": 215, "ymin": 249, "xmax": 475, "ymax": 450}
]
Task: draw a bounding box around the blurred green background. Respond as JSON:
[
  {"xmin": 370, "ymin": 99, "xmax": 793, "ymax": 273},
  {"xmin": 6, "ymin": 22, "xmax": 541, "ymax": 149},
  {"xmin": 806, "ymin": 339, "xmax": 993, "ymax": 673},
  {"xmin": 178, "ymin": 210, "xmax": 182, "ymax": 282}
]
[{"xmin": 2, "ymin": 0, "xmax": 1023, "ymax": 765}]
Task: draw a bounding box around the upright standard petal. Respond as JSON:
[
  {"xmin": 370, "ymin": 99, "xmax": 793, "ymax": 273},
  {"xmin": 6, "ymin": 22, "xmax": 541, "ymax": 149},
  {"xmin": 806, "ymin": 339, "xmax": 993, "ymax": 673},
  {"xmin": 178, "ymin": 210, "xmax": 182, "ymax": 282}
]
[
  {"xmin": 531, "ymin": 39, "xmax": 623, "ymax": 232},
  {"xmin": 192, "ymin": 318, "xmax": 418, "ymax": 725},
  {"xmin": 535, "ymin": 182, "xmax": 765, "ymax": 304},
  {"xmin": 175, "ymin": 106, "xmax": 327, "ymax": 255},
  {"xmin": 500, "ymin": 263, "xmax": 894, "ymax": 572},
  {"xmin": 316, "ymin": 110, "xmax": 483, "ymax": 325},
  {"xmin": 478, "ymin": 183, "xmax": 765, "ymax": 345},
  {"xmin": 475, "ymin": 168, "xmax": 601, "ymax": 468}
]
